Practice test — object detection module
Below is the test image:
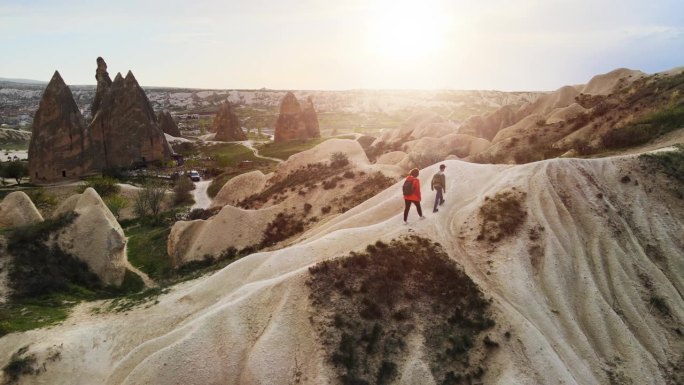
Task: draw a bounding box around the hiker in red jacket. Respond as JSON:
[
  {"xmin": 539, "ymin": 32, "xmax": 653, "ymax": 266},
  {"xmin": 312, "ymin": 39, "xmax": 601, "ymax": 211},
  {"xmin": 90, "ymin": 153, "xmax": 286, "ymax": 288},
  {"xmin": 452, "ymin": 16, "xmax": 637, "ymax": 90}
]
[{"xmin": 403, "ymin": 168, "xmax": 425, "ymax": 224}]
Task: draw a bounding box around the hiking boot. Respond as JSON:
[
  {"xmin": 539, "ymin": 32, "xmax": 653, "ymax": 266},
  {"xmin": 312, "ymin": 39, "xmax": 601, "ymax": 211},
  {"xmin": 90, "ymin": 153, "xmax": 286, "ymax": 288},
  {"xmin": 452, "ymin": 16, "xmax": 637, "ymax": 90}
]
[
  {"xmin": 440, "ymin": 200, "xmax": 445, "ymax": 206},
  {"xmin": 433, "ymin": 209, "xmax": 438, "ymax": 213},
  {"xmin": 419, "ymin": 216, "xmax": 426, "ymax": 220}
]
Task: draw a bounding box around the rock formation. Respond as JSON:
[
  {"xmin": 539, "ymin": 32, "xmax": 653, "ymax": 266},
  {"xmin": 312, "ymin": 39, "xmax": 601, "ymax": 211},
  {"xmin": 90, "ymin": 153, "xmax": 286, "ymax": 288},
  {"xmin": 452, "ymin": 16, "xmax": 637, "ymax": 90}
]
[
  {"xmin": 0, "ymin": 191, "xmax": 43, "ymax": 228},
  {"xmin": 212, "ymin": 101, "xmax": 246, "ymax": 141},
  {"xmin": 90, "ymin": 71, "xmax": 172, "ymax": 169},
  {"xmin": 301, "ymin": 96, "xmax": 320, "ymax": 138},
  {"xmin": 29, "ymin": 58, "xmax": 174, "ymax": 183},
  {"xmin": 158, "ymin": 110, "xmax": 181, "ymax": 137},
  {"xmin": 28, "ymin": 71, "xmax": 92, "ymax": 182},
  {"xmin": 210, "ymin": 170, "xmax": 268, "ymax": 209},
  {"xmin": 274, "ymin": 92, "xmax": 320, "ymax": 142},
  {"xmin": 91, "ymin": 56, "xmax": 112, "ymax": 117},
  {"xmin": 52, "ymin": 188, "xmax": 128, "ymax": 286}
]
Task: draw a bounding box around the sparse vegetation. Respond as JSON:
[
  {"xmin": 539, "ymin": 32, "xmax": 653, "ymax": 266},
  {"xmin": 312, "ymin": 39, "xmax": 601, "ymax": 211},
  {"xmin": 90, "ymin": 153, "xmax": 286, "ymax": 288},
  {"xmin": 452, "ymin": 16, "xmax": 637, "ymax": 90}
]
[
  {"xmin": 260, "ymin": 212, "xmax": 306, "ymax": 247},
  {"xmin": 308, "ymin": 236, "xmax": 496, "ymax": 385},
  {"xmin": 133, "ymin": 181, "xmax": 167, "ymax": 218},
  {"xmin": 477, "ymin": 189, "xmax": 527, "ymax": 242},
  {"xmin": 330, "ymin": 152, "xmax": 350, "ymax": 168},
  {"xmin": 639, "ymin": 145, "xmax": 684, "ymax": 186},
  {"xmin": 334, "ymin": 172, "xmax": 396, "ymax": 213},
  {"xmin": 80, "ymin": 176, "xmax": 120, "ymax": 197},
  {"xmin": 24, "ymin": 188, "xmax": 58, "ymax": 212},
  {"xmin": 188, "ymin": 207, "xmax": 221, "ymax": 220},
  {"xmin": 238, "ymin": 162, "xmax": 348, "ymax": 209},
  {"xmin": 104, "ymin": 194, "xmax": 128, "ymax": 219},
  {"xmin": 2, "ymin": 346, "xmax": 37, "ymax": 383},
  {"xmin": 0, "ymin": 213, "xmax": 148, "ymax": 336},
  {"xmin": 173, "ymin": 176, "xmax": 195, "ymax": 206}
]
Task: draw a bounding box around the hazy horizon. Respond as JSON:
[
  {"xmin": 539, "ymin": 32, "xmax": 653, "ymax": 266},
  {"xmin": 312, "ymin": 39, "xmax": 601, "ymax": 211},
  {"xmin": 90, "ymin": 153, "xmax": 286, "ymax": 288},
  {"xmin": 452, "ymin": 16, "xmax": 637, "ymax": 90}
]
[{"xmin": 2, "ymin": 0, "xmax": 683, "ymax": 92}]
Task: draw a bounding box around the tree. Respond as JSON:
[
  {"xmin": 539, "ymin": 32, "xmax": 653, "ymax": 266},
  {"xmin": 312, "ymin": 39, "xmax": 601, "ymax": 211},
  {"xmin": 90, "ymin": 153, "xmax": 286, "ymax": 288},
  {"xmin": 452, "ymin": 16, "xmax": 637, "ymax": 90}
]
[
  {"xmin": 105, "ymin": 195, "xmax": 128, "ymax": 219},
  {"xmin": 1, "ymin": 161, "xmax": 28, "ymax": 185},
  {"xmin": 173, "ymin": 176, "xmax": 195, "ymax": 206},
  {"xmin": 133, "ymin": 181, "xmax": 167, "ymax": 218}
]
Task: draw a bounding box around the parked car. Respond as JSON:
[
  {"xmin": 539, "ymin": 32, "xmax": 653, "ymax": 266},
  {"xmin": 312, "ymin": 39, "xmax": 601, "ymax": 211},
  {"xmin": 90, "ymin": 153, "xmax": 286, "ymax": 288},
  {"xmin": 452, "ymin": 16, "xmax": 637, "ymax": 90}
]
[{"xmin": 188, "ymin": 170, "xmax": 201, "ymax": 182}]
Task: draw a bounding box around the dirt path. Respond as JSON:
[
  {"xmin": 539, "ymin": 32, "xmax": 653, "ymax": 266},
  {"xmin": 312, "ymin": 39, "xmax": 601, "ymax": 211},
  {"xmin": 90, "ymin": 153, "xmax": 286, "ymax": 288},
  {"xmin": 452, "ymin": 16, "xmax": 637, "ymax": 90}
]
[
  {"xmin": 239, "ymin": 140, "xmax": 284, "ymax": 163},
  {"xmin": 191, "ymin": 180, "xmax": 212, "ymax": 210}
]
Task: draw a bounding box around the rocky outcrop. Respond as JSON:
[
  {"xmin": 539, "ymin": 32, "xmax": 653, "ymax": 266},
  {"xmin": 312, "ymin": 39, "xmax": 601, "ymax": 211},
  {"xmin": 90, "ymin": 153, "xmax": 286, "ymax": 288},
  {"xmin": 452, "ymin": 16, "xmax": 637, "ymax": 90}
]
[
  {"xmin": 53, "ymin": 188, "xmax": 128, "ymax": 286},
  {"xmin": 90, "ymin": 71, "xmax": 172, "ymax": 169},
  {"xmin": 212, "ymin": 101, "xmax": 246, "ymax": 141},
  {"xmin": 158, "ymin": 110, "xmax": 181, "ymax": 137},
  {"xmin": 274, "ymin": 92, "xmax": 320, "ymax": 142},
  {"xmin": 91, "ymin": 56, "xmax": 112, "ymax": 117},
  {"xmin": 210, "ymin": 170, "xmax": 268, "ymax": 208},
  {"xmin": 28, "ymin": 71, "xmax": 92, "ymax": 182},
  {"xmin": 301, "ymin": 97, "xmax": 321, "ymax": 139},
  {"xmin": 0, "ymin": 191, "xmax": 43, "ymax": 228}
]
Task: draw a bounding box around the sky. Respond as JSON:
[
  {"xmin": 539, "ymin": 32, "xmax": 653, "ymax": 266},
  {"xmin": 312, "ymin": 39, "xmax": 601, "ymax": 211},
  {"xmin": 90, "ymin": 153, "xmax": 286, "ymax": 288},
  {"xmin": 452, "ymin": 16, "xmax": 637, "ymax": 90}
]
[{"xmin": 1, "ymin": 0, "xmax": 683, "ymax": 91}]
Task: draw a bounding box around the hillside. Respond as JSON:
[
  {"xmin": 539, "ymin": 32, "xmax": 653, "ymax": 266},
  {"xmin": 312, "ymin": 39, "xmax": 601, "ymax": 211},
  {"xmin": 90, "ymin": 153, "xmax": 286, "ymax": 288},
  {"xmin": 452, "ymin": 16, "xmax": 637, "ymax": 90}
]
[{"xmin": 1, "ymin": 148, "xmax": 681, "ymax": 385}]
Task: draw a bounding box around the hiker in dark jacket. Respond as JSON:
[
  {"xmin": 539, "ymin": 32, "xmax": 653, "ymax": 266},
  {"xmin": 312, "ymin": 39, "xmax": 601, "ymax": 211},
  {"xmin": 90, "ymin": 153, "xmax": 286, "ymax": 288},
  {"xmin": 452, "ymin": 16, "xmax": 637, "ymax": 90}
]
[
  {"xmin": 403, "ymin": 168, "xmax": 425, "ymax": 224},
  {"xmin": 431, "ymin": 164, "xmax": 446, "ymax": 212}
]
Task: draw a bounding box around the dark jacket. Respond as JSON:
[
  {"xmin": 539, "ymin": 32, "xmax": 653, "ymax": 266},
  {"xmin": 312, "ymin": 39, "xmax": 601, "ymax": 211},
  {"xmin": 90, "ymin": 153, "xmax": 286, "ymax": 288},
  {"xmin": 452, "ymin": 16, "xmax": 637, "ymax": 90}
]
[{"xmin": 403, "ymin": 175, "xmax": 421, "ymax": 202}]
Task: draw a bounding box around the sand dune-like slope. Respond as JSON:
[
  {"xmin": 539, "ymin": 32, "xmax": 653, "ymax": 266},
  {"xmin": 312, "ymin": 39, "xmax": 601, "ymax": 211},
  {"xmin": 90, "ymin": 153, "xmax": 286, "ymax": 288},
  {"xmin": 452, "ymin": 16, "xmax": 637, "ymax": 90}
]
[{"xmin": 1, "ymin": 152, "xmax": 682, "ymax": 385}]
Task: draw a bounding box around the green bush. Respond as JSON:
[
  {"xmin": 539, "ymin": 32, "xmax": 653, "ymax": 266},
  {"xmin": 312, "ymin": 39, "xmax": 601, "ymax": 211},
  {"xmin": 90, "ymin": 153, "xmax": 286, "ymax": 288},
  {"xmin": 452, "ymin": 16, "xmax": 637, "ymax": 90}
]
[
  {"xmin": 133, "ymin": 181, "xmax": 167, "ymax": 218},
  {"xmin": 81, "ymin": 176, "xmax": 120, "ymax": 197},
  {"xmin": 173, "ymin": 176, "xmax": 195, "ymax": 206},
  {"xmin": 0, "ymin": 161, "xmax": 28, "ymax": 184},
  {"xmin": 330, "ymin": 152, "xmax": 350, "ymax": 168},
  {"xmin": 104, "ymin": 195, "xmax": 128, "ymax": 219}
]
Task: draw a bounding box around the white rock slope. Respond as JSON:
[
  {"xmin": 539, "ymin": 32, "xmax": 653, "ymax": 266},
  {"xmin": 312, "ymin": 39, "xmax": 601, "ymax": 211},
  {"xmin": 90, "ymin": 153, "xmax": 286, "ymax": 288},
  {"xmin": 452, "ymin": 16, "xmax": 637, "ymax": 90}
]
[{"xmin": 0, "ymin": 152, "xmax": 681, "ymax": 385}]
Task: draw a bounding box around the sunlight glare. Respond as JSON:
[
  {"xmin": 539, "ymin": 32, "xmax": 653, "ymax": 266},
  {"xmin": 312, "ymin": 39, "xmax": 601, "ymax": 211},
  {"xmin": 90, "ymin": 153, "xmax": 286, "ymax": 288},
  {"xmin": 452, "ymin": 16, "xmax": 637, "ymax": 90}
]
[{"xmin": 369, "ymin": 0, "xmax": 447, "ymax": 60}]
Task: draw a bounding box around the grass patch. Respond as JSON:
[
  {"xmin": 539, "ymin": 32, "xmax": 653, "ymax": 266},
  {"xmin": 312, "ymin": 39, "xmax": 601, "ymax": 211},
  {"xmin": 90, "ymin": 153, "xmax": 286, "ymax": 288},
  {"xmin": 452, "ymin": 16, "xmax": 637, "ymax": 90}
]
[
  {"xmin": 204, "ymin": 142, "xmax": 272, "ymax": 168},
  {"xmin": 255, "ymin": 136, "xmax": 354, "ymax": 161},
  {"xmin": 124, "ymin": 222, "xmax": 172, "ymax": 281},
  {"xmin": 477, "ymin": 189, "xmax": 527, "ymax": 242},
  {"xmin": 0, "ymin": 214, "xmax": 152, "ymax": 336},
  {"xmin": 0, "ymin": 299, "xmax": 69, "ymax": 337},
  {"xmin": 307, "ymin": 236, "xmax": 496, "ymax": 385}
]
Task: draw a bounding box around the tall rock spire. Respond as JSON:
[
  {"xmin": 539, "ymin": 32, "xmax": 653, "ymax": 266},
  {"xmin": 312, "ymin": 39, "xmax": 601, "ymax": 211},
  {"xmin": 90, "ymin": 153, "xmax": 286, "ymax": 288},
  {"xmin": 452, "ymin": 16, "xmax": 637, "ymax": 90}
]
[
  {"xmin": 90, "ymin": 69, "xmax": 172, "ymax": 169},
  {"xmin": 29, "ymin": 71, "xmax": 92, "ymax": 182},
  {"xmin": 274, "ymin": 92, "xmax": 320, "ymax": 142},
  {"xmin": 158, "ymin": 110, "xmax": 181, "ymax": 137},
  {"xmin": 212, "ymin": 101, "xmax": 247, "ymax": 141},
  {"xmin": 91, "ymin": 56, "xmax": 112, "ymax": 118}
]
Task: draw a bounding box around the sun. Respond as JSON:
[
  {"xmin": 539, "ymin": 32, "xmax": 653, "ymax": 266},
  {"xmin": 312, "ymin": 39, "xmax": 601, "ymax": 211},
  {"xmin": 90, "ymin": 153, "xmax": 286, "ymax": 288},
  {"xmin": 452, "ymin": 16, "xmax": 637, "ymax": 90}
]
[{"xmin": 368, "ymin": 0, "xmax": 446, "ymax": 60}]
